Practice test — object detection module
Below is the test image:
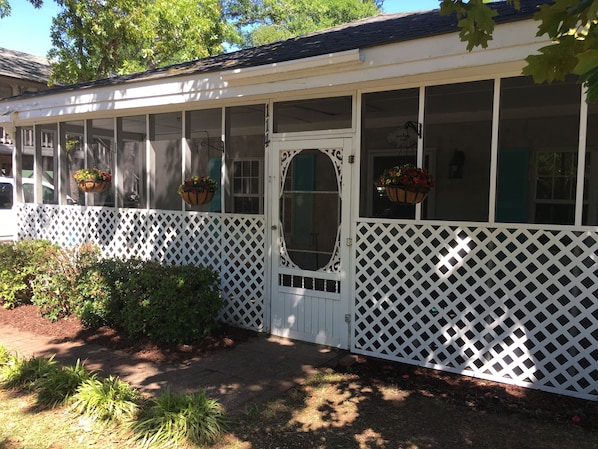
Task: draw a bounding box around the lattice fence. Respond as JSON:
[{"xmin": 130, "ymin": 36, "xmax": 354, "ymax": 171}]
[
  {"xmin": 16, "ymin": 205, "xmax": 266, "ymax": 333},
  {"xmin": 354, "ymin": 220, "xmax": 598, "ymax": 400}
]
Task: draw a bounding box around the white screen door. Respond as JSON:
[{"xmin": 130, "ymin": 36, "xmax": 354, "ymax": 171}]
[{"xmin": 271, "ymin": 138, "xmax": 352, "ymax": 348}]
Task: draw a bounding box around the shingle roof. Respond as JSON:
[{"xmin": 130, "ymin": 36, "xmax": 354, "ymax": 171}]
[
  {"xmin": 0, "ymin": 47, "xmax": 51, "ymax": 85},
  {"xmin": 2, "ymin": 1, "xmax": 549, "ymax": 99}
]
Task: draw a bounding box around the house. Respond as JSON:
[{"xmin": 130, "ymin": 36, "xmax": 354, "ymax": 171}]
[
  {"xmin": 0, "ymin": 47, "xmax": 52, "ymax": 175},
  {"xmin": 0, "ymin": 1, "xmax": 596, "ymax": 401}
]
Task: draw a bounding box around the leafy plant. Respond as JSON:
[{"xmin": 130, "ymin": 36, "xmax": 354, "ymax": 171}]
[
  {"xmin": 78, "ymin": 258, "xmax": 223, "ymax": 344},
  {"xmin": 0, "ymin": 345, "xmax": 9, "ymax": 365},
  {"xmin": 36, "ymin": 359, "xmax": 92, "ymax": 408},
  {"xmin": 132, "ymin": 389, "xmax": 227, "ymax": 447},
  {"xmin": 70, "ymin": 375, "xmax": 141, "ymax": 423},
  {"xmin": 375, "ymin": 164, "xmax": 435, "ymax": 189},
  {"xmin": 177, "ymin": 175, "xmax": 218, "ymax": 194},
  {"xmin": 0, "ymin": 239, "xmax": 57, "ymax": 309},
  {"xmin": 72, "ymin": 167, "xmax": 112, "ymax": 182},
  {"xmin": 31, "ymin": 242, "xmax": 100, "ymax": 321},
  {"xmin": 1, "ymin": 354, "xmax": 59, "ymax": 390}
]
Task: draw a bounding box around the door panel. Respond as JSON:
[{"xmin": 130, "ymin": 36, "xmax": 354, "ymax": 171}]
[{"xmin": 271, "ymin": 138, "xmax": 351, "ymax": 348}]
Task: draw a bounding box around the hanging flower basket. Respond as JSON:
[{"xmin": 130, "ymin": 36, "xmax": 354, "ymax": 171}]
[
  {"xmin": 77, "ymin": 179, "xmax": 110, "ymax": 193},
  {"xmin": 179, "ymin": 189, "xmax": 215, "ymax": 206},
  {"xmin": 178, "ymin": 176, "xmax": 217, "ymax": 206},
  {"xmin": 385, "ymin": 185, "xmax": 430, "ymax": 204},
  {"xmin": 376, "ymin": 164, "xmax": 434, "ymax": 205},
  {"xmin": 73, "ymin": 168, "xmax": 112, "ymax": 193}
]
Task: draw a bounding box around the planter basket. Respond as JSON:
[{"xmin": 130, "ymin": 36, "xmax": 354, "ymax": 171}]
[
  {"xmin": 385, "ymin": 185, "xmax": 430, "ymax": 205},
  {"xmin": 78, "ymin": 179, "xmax": 110, "ymax": 193},
  {"xmin": 179, "ymin": 190, "xmax": 215, "ymax": 206}
]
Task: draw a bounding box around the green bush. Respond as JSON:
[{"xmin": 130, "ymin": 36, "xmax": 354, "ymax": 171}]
[
  {"xmin": 70, "ymin": 375, "xmax": 142, "ymax": 423},
  {"xmin": 1, "ymin": 354, "xmax": 59, "ymax": 390},
  {"xmin": 31, "ymin": 242, "xmax": 100, "ymax": 321},
  {"xmin": 36, "ymin": 359, "xmax": 92, "ymax": 408},
  {"xmin": 132, "ymin": 389, "xmax": 227, "ymax": 447},
  {"xmin": 79, "ymin": 259, "xmax": 223, "ymax": 344},
  {"xmin": 0, "ymin": 239, "xmax": 57, "ymax": 309}
]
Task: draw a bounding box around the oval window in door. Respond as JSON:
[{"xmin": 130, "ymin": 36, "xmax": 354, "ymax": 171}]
[{"xmin": 280, "ymin": 149, "xmax": 340, "ymax": 271}]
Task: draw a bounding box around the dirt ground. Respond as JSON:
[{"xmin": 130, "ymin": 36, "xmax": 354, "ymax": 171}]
[{"xmin": 1, "ymin": 305, "xmax": 597, "ymax": 449}]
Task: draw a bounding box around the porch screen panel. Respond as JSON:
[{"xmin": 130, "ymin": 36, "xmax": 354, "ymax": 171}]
[
  {"xmin": 62, "ymin": 121, "xmax": 85, "ymax": 206},
  {"xmin": 118, "ymin": 116, "xmax": 146, "ymax": 209},
  {"xmin": 89, "ymin": 119, "xmax": 115, "ymax": 207},
  {"xmin": 360, "ymin": 88, "xmax": 419, "ymax": 219},
  {"xmin": 497, "ymin": 76, "xmax": 581, "ymax": 225},
  {"xmin": 186, "ymin": 108, "xmax": 222, "ymax": 212},
  {"xmin": 583, "ymin": 102, "xmax": 598, "ymax": 225},
  {"xmin": 224, "ymin": 105, "xmax": 265, "ymax": 214},
  {"xmin": 273, "ymin": 96, "xmax": 352, "ymax": 133},
  {"xmin": 424, "ymin": 80, "xmax": 493, "ymax": 221},
  {"xmin": 37, "ymin": 124, "xmax": 58, "ymax": 205},
  {"xmin": 150, "ymin": 112, "xmax": 182, "ymax": 211},
  {"xmin": 20, "ymin": 127, "xmax": 33, "ymax": 202}
]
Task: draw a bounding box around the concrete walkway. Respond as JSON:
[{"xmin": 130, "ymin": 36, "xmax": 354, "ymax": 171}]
[{"xmin": 0, "ymin": 324, "xmax": 346, "ymax": 412}]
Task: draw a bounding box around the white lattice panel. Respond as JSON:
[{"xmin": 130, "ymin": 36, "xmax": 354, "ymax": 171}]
[
  {"xmin": 219, "ymin": 216, "xmax": 266, "ymax": 331},
  {"xmin": 354, "ymin": 221, "xmax": 598, "ymax": 400},
  {"xmin": 16, "ymin": 205, "xmax": 266, "ymax": 333}
]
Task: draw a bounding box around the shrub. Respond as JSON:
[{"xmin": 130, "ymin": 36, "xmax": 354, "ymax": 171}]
[
  {"xmin": 36, "ymin": 359, "xmax": 92, "ymax": 408},
  {"xmin": 132, "ymin": 389, "xmax": 227, "ymax": 447},
  {"xmin": 70, "ymin": 375, "xmax": 142, "ymax": 423},
  {"xmin": 0, "ymin": 239, "xmax": 57, "ymax": 309},
  {"xmin": 78, "ymin": 259, "xmax": 223, "ymax": 344},
  {"xmin": 0, "ymin": 345, "xmax": 9, "ymax": 365},
  {"xmin": 116, "ymin": 262, "xmax": 223, "ymax": 344},
  {"xmin": 75, "ymin": 258, "xmax": 142, "ymax": 328},
  {"xmin": 31, "ymin": 242, "xmax": 100, "ymax": 321},
  {"xmin": 1, "ymin": 354, "xmax": 59, "ymax": 390}
]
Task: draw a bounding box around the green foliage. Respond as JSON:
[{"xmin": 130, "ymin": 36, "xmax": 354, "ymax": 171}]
[
  {"xmin": 70, "ymin": 375, "xmax": 142, "ymax": 423},
  {"xmin": 0, "ymin": 345, "xmax": 10, "ymax": 365},
  {"xmin": 1, "ymin": 354, "xmax": 58, "ymax": 390},
  {"xmin": 132, "ymin": 389, "xmax": 227, "ymax": 447},
  {"xmin": 79, "ymin": 259, "xmax": 223, "ymax": 344},
  {"xmin": 36, "ymin": 359, "xmax": 92, "ymax": 408},
  {"xmin": 0, "ymin": 239, "xmax": 57, "ymax": 309},
  {"xmin": 225, "ymin": 0, "xmax": 382, "ymax": 47},
  {"xmin": 48, "ymin": 0, "xmax": 228, "ymax": 84},
  {"xmin": 30, "ymin": 242, "xmax": 100, "ymax": 321},
  {"xmin": 523, "ymin": 0, "xmax": 598, "ymax": 103}
]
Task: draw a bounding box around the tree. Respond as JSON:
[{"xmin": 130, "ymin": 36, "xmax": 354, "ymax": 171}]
[
  {"xmin": 440, "ymin": 0, "xmax": 598, "ymax": 102},
  {"xmin": 223, "ymin": 0, "xmax": 383, "ymax": 47},
  {"xmin": 48, "ymin": 0, "xmax": 229, "ymax": 85}
]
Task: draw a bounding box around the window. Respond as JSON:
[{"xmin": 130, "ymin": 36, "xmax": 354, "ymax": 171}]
[
  {"xmin": 225, "ymin": 105, "xmax": 265, "ymax": 214},
  {"xmin": 232, "ymin": 160, "xmax": 263, "ymax": 214},
  {"xmin": 497, "ymin": 76, "xmax": 581, "ymax": 224},
  {"xmin": 534, "ymin": 151, "xmax": 578, "ymax": 224}
]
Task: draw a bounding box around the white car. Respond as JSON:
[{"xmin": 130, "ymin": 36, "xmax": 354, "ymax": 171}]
[{"xmin": 0, "ymin": 176, "xmax": 76, "ymax": 239}]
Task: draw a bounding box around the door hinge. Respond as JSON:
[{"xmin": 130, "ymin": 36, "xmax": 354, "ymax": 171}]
[
  {"xmin": 345, "ymin": 237, "xmax": 353, "ymax": 246},
  {"xmin": 348, "ymin": 155, "xmax": 355, "ymax": 164},
  {"xmin": 344, "ymin": 314, "xmax": 351, "ymax": 323}
]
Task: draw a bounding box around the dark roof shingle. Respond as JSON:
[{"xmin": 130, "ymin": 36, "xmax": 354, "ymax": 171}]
[{"xmin": 2, "ymin": 1, "xmax": 548, "ymax": 99}]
